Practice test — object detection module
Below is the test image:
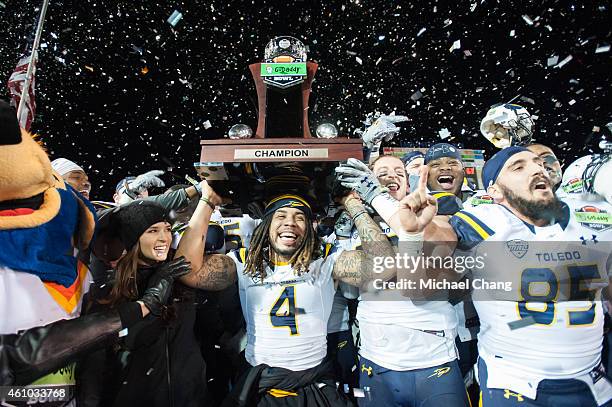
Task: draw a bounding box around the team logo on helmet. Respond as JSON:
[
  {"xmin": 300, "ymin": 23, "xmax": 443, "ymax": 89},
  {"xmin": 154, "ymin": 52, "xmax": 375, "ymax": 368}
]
[
  {"xmin": 506, "ymin": 239, "xmax": 529, "ymax": 259},
  {"xmin": 575, "ymin": 206, "xmax": 612, "ymax": 232}
]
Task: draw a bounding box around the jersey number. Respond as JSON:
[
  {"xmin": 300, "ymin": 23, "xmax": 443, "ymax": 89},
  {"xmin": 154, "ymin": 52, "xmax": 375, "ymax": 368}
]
[
  {"xmin": 518, "ymin": 265, "xmax": 599, "ymax": 326},
  {"xmin": 270, "ymin": 285, "xmax": 299, "ymax": 335},
  {"xmin": 222, "ymin": 222, "xmax": 243, "ymax": 249}
]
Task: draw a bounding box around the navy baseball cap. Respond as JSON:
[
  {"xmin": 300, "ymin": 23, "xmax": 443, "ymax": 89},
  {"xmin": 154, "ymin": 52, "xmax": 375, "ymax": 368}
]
[{"xmin": 424, "ymin": 143, "xmax": 462, "ymax": 164}]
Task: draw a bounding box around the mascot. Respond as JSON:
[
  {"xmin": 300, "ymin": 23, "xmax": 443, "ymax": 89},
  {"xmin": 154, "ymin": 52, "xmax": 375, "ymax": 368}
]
[{"xmin": 0, "ymin": 99, "xmax": 96, "ymax": 405}]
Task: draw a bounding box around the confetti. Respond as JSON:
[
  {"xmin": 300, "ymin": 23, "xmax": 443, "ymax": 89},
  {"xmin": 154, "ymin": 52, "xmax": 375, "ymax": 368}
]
[
  {"xmin": 547, "ymin": 55, "xmax": 559, "ymax": 66},
  {"xmin": 438, "ymin": 128, "xmax": 451, "ymax": 139},
  {"xmin": 417, "ymin": 27, "xmax": 426, "ymax": 37},
  {"xmin": 167, "ymin": 10, "xmax": 183, "ymax": 27},
  {"xmin": 595, "ymin": 44, "xmax": 610, "ymax": 54},
  {"xmin": 449, "ymin": 39, "xmax": 461, "ymax": 52},
  {"xmin": 555, "ymin": 55, "xmax": 573, "ymax": 69},
  {"xmin": 203, "ymin": 120, "xmax": 212, "ymax": 129},
  {"xmin": 410, "ymin": 90, "xmax": 423, "ymax": 101},
  {"xmin": 522, "ymin": 15, "xmax": 534, "ymax": 25}
]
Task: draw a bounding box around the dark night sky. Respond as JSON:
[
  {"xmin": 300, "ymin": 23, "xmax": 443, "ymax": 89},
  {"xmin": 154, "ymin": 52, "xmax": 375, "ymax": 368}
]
[{"xmin": 1, "ymin": 0, "xmax": 611, "ymax": 200}]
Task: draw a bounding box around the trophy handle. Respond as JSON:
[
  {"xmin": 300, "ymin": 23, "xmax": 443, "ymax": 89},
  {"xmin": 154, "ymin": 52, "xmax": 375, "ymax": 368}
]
[{"xmin": 249, "ymin": 62, "xmax": 318, "ymax": 138}]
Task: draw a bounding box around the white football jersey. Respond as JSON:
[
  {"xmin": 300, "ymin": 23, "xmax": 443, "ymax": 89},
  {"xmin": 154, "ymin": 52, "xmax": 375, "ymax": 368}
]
[
  {"xmin": 327, "ymin": 289, "xmax": 350, "ymax": 334},
  {"xmin": 228, "ymin": 244, "xmax": 342, "ymax": 371},
  {"xmin": 211, "ymin": 212, "xmax": 261, "ymax": 250},
  {"xmin": 450, "ymin": 196, "xmax": 612, "ymax": 400},
  {"xmin": 347, "ymin": 219, "xmax": 458, "ymax": 371}
]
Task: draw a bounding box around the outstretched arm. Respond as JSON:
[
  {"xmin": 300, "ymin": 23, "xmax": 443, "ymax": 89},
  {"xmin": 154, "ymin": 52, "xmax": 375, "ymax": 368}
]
[
  {"xmin": 332, "ymin": 194, "xmax": 396, "ymax": 289},
  {"xmin": 176, "ymin": 181, "xmax": 237, "ymax": 291},
  {"xmin": 396, "ymin": 166, "xmax": 460, "ymax": 299}
]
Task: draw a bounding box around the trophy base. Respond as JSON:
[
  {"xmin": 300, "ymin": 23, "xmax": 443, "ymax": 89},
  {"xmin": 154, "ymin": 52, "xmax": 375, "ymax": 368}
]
[{"xmin": 198, "ymin": 138, "xmax": 363, "ymax": 217}]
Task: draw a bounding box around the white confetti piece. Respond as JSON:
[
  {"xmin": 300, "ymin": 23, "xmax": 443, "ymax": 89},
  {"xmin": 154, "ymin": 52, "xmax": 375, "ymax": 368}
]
[
  {"xmin": 449, "ymin": 39, "xmax": 461, "ymax": 52},
  {"xmin": 547, "ymin": 55, "xmax": 559, "ymax": 66},
  {"xmin": 595, "ymin": 44, "xmax": 610, "ymax": 53},
  {"xmin": 510, "ymin": 30, "xmax": 515, "ymax": 37},
  {"xmin": 203, "ymin": 120, "xmax": 212, "ymax": 129},
  {"xmin": 555, "ymin": 55, "xmax": 573, "ymax": 68},
  {"xmin": 522, "ymin": 15, "xmax": 534, "ymax": 25},
  {"xmin": 438, "ymin": 128, "xmax": 451, "ymax": 139},
  {"xmin": 167, "ymin": 10, "xmax": 183, "ymax": 27},
  {"xmin": 417, "ymin": 27, "xmax": 426, "ymax": 37},
  {"xmin": 356, "ymin": 56, "xmax": 363, "ymax": 65}
]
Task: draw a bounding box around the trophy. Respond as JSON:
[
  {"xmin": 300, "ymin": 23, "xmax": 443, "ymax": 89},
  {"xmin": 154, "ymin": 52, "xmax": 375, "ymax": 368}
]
[{"xmin": 197, "ymin": 36, "xmax": 363, "ymax": 217}]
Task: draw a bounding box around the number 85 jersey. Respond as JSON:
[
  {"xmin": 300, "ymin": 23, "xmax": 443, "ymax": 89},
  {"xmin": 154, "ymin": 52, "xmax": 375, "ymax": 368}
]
[
  {"xmin": 450, "ymin": 197, "xmax": 612, "ymax": 400},
  {"xmin": 228, "ymin": 245, "xmax": 342, "ymax": 371}
]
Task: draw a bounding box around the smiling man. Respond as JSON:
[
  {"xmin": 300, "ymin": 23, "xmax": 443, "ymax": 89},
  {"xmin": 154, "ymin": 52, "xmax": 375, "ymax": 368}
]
[
  {"xmin": 176, "ymin": 184, "xmax": 397, "ymax": 406},
  {"xmin": 424, "ymin": 143, "xmax": 466, "ymax": 199},
  {"xmin": 51, "ymin": 157, "xmax": 92, "ymax": 200},
  {"xmin": 371, "ymin": 155, "xmax": 408, "ymax": 200}
]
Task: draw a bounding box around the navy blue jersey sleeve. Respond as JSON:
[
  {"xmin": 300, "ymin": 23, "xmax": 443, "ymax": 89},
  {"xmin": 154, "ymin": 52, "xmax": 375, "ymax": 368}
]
[
  {"xmin": 431, "ymin": 192, "xmax": 464, "ymax": 216},
  {"xmin": 449, "ymin": 210, "xmax": 495, "ymax": 251}
]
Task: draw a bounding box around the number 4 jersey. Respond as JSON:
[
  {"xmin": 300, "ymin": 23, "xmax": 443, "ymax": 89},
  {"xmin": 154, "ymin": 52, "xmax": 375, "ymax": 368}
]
[
  {"xmin": 450, "ymin": 196, "xmax": 612, "ymax": 401},
  {"xmin": 227, "ymin": 245, "xmax": 343, "ymax": 371}
]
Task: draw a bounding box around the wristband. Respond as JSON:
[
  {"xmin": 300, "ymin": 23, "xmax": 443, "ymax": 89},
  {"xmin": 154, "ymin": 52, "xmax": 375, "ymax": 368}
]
[
  {"xmin": 398, "ymin": 230, "xmax": 424, "ymax": 256},
  {"xmin": 199, "ymin": 196, "xmax": 215, "ymax": 210},
  {"xmin": 351, "ymin": 210, "xmax": 368, "ymax": 223},
  {"xmin": 194, "ymin": 182, "xmax": 203, "ymax": 196},
  {"xmin": 371, "ymin": 192, "xmax": 400, "ymax": 221}
]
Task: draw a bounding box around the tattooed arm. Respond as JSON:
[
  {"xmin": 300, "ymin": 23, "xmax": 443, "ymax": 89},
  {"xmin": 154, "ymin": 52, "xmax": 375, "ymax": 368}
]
[
  {"xmin": 180, "ymin": 253, "xmax": 237, "ymax": 291},
  {"xmin": 332, "ymin": 194, "xmax": 397, "ymax": 289},
  {"xmin": 176, "ymin": 181, "xmax": 237, "ymax": 291}
]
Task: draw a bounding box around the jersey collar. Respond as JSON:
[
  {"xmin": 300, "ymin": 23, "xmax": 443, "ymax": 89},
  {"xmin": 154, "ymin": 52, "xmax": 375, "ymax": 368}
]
[{"xmin": 498, "ymin": 201, "xmax": 570, "ymax": 233}]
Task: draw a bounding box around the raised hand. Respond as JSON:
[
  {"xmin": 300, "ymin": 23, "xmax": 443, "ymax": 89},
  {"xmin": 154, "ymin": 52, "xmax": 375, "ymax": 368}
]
[
  {"xmin": 198, "ymin": 179, "xmax": 223, "ymax": 207},
  {"xmin": 398, "ymin": 165, "xmax": 437, "ymax": 233},
  {"xmin": 140, "ymin": 257, "xmax": 191, "ymax": 316},
  {"xmin": 335, "ymin": 158, "xmax": 388, "ymax": 204}
]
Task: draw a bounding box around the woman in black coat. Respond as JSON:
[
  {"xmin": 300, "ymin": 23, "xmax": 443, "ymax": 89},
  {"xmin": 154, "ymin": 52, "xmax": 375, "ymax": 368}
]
[{"xmin": 77, "ymin": 201, "xmax": 208, "ymax": 407}]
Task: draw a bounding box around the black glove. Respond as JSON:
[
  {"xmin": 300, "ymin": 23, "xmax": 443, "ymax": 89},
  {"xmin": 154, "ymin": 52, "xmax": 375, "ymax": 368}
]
[{"xmin": 140, "ymin": 256, "xmax": 191, "ymax": 316}]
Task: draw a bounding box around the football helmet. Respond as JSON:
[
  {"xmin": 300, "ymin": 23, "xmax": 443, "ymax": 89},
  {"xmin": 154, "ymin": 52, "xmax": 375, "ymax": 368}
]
[{"xmin": 480, "ymin": 103, "xmax": 534, "ymax": 148}]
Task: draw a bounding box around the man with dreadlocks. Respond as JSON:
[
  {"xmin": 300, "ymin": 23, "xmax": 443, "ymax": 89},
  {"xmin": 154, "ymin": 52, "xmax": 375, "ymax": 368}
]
[{"xmin": 175, "ymin": 180, "xmax": 397, "ymax": 406}]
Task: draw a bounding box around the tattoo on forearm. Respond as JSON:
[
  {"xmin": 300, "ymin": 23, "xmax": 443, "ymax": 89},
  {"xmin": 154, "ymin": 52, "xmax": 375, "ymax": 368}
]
[{"xmin": 193, "ymin": 255, "xmax": 237, "ymax": 291}]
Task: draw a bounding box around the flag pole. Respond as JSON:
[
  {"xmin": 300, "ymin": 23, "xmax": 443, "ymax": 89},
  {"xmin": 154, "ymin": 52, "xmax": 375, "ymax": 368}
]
[{"xmin": 16, "ymin": 0, "xmax": 50, "ymax": 121}]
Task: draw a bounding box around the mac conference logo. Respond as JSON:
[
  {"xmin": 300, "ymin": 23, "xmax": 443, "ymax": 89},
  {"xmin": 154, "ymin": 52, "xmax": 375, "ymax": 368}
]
[{"xmin": 506, "ymin": 239, "xmax": 529, "ymax": 259}]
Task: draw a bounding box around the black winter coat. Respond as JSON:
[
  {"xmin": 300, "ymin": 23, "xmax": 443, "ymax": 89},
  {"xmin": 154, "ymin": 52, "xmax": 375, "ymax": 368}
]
[{"xmin": 77, "ymin": 264, "xmax": 208, "ymax": 407}]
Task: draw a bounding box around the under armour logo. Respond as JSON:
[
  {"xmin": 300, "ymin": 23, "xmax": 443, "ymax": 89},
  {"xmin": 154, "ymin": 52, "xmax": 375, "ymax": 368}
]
[
  {"xmin": 503, "ymin": 389, "xmax": 524, "ymax": 402},
  {"xmin": 427, "ymin": 367, "xmax": 451, "ymax": 378},
  {"xmin": 361, "ymin": 364, "xmax": 373, "ymax": 377},
  {"xmin": 580, "ymin": 235, "xmax": 599, "ymax": 245}
]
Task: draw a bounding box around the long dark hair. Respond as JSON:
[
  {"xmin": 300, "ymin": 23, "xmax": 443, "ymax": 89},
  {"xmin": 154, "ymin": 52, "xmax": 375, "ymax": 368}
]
[
  {"xmin": 102, "ymin": 242, "xmax": 142, "ymax": 306},
  {"xmin": 244, "ymin": 215, "xmax": 322, "ymax": 281}
]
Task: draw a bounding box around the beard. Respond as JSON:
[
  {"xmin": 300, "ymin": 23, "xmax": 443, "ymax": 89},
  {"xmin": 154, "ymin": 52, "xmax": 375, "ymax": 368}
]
[
  {"xmin": 499, "ymin": 184, "xmax": 565, "ymax": 224},
  {"xmin": 270, "ymin": 240, "xmax": 299, "ymax": 257}
]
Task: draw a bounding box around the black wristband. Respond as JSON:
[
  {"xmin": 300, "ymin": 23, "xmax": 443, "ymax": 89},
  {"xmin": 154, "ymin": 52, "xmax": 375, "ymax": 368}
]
[{"xmin": 118, "ymin": 302, "xmax": 144, "ymax": 328}]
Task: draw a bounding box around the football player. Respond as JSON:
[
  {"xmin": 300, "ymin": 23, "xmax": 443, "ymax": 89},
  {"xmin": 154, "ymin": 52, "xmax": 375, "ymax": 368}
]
[
  {"xmin": 176, "ymin": 182, "xmax": 397, "ymax": 406},
  {"xmin": 336, "ymin": 155, "xmax": 470, "ymax": 407},
  {"xmin": 400, "ymin": 146, "xmax": 612, "ymax": 406}
]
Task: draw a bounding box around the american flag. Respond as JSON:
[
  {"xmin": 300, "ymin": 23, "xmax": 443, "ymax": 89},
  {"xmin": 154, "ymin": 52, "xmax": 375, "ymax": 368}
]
[{"xmin": 7, "ymin": 52, "xmax": 38, "ymax": 131}]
